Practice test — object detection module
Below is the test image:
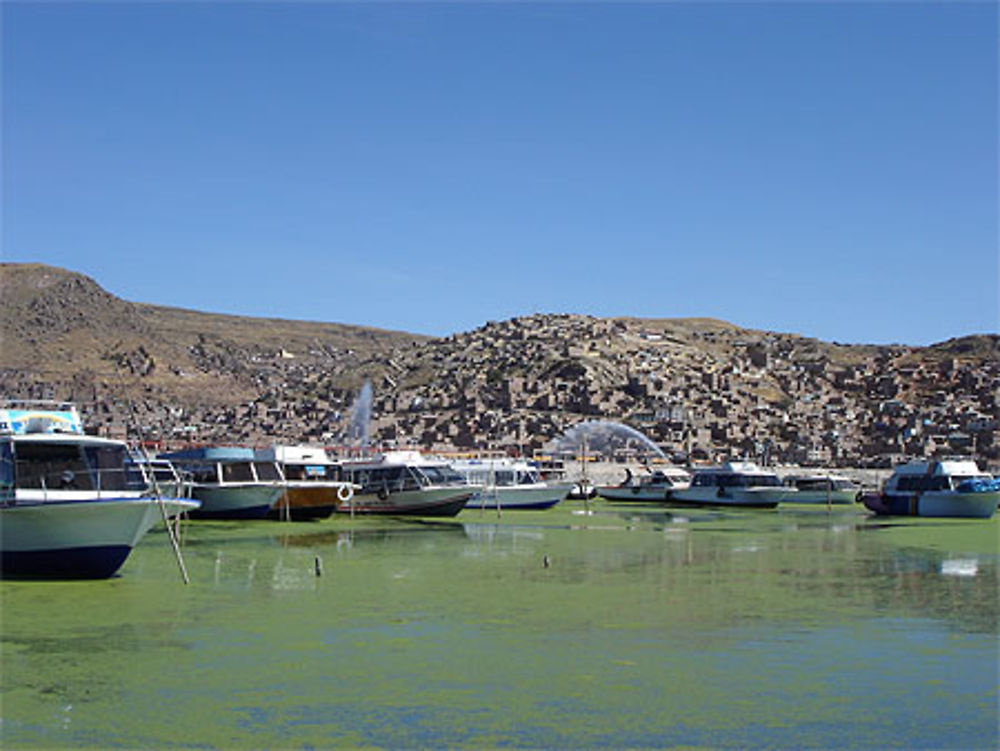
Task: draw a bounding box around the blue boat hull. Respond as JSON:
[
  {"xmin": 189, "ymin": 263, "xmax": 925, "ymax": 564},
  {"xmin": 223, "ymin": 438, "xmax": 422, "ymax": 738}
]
[{"xmin": 2, "ymin": 545, "xmax": 132, "ymax": 579}]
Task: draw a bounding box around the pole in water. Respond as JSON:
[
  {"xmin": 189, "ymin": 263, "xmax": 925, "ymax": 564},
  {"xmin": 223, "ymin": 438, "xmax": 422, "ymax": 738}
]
[{"xmin": 314, "ymin": 555, "xmax": 323, "ymax": 577}]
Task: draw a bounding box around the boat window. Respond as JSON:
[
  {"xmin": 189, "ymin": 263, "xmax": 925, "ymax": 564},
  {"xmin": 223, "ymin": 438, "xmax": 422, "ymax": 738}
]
[
  {"xmin": 83, "ymin": 445, "xmax": 129, "ymax": 491},
  {"xmin": 418, "ymin": 465, "xmax": 464, "ymax": 485},
  {"xmin": 691, "ymin": 473, "xmax": 718, "ymax": 488},
  {"xmin": 186, "ymin": 463, "xmax": 219, "ymax": 484},
  {"xmin": 284, "ymin": 464, "xmax": 307, "ymax": 481},
  {"xmin": 896, "ymin": 475, "xmax": 952, "ymax": 492},
  {"xmin": 518, "ymin": 470, "xmax": 539, "ymax": 484},
  {"xmin": 14, "ymin": 441, "xmax": 94, "ymax": 490},
  {"xmin": 745, "ymin": 474, "xmax": 781, "ymax": 488},
  {"xmin": 494, "ymin": 470, "xmax": 515, "ymax": 486},
  {"xmin": 253, "ymin": 462, "xmax": 282, "ymax": 482},
  {"xmin": 0, "ymin": 441, "xmax": 14, "ymax": 502},
  {"xmin": 222, "ymin": 462, "xmax": 254, "ymax": 482}
]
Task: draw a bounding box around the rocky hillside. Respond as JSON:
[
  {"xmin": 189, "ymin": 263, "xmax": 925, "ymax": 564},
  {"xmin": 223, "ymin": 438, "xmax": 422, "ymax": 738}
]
[{"xmin": 2, "ymin": 263, "xmax": 997, "ymax": 467}]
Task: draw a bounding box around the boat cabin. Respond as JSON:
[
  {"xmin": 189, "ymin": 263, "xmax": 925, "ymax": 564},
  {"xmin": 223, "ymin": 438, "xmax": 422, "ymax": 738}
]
[
  {"xmin": 160, "ymin": 447, "xmax": 283, "ymax": 485},
  {"xmin": 343, "ymin": 451, "xmax": 466, "ymax": 493},
  {"xmin": 689, "ymin": 461, "xmax": 782, "ymax": 489}
]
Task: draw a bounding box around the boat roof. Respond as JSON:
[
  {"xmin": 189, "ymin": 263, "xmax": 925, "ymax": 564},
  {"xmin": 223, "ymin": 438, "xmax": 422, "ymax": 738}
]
[
  {"xmin": 257, "ymin": 445, "xmax": 333, "ymax": 465},
  {"xmin": 695, "ymin": 461, "xmax": 774, "ymax": 475},
  {"xmin": 2, "ymin": 431, "xmax": 126, "ymax": 448},
  {"xmin": 160, "ymin": 446, "xmax": 256, "ymax": 462},
  {"xmin": 892, "ymin": 459, "xmax": 984, "ymax": 476},
  {"xmin": 344, "ymin": 450, "xmax": 450, "ymax": 468},
  {"xmin": 0, "ymin": 404, "xmax": 84, "ymax": 436}
]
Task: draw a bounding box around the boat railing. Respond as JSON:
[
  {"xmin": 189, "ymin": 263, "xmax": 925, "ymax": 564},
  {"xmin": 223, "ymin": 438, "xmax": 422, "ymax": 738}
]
[{"xmin": 21, "ymin": 466, "xmax": 195, "ymax": 501}]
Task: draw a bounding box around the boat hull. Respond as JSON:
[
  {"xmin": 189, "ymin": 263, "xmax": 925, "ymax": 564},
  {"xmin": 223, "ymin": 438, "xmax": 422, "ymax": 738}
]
[
  {"xmin": 599, "ymin": 486, "xmax": 680, "ymax": 502},
  {"xmin": 188, "ymin": 484, "xmax": 282, "ymax": 519},
  {"xmin": 466, "ymin": 483, "xmax": 572, "ymax": 511},
  {"xmin": 862, "ymin": 490, "xmax": 998, "ymax": 519},
  {"xmin": 337, "ymin": 487, "xmax": 472, "ymax": 517},
  {"xmin": 267, "ymin": 484, "xmax": 343, "ymax": 521},
  {"xmin": 783, "ymin": 490, "xmax": 858, "ymax": 505},
  {"xmin": 667, "ymin": 487, "xmax": 791, "ymax": 509},
  {"xmin": 1, "ymin": 497, "xmax": 199, "ymax": 579}
]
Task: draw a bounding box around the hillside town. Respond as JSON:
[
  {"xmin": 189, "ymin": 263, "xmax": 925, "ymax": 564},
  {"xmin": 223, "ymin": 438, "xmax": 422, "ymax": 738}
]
[{"xmin": 5, "ymin": 312, "xmax": 997, "ymax": 471}]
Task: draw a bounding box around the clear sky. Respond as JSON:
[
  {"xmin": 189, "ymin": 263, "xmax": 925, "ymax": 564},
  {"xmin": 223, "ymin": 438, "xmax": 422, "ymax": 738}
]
[{"xmin": 3, "ymin": 2, "xmax": 997, "ymax": 345}]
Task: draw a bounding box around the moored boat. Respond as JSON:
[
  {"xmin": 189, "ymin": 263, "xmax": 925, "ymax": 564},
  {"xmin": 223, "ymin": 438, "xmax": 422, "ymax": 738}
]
[
  {"xmin": 338, "ymin": 451, "xmax": 473, "ymax": 517},
  {"xmin": 0, "ymin": 402, "xmax": 199, "ymax": 579},
  {"xmin": 451, "ymin": 457, "xmax": 573, "ymax": 510},
  {"xmin": 668, "ymin": 461, "xmax": 795, "ymax": 508},
  {"xmin": 257, "ymin": 445, "xmax": 355, "ymax": 521},
  {"xmin": 781, "ymin": 473, "xmax": 859, "ymax": 504},
  {"xmin": 860, "ymin": 459, "xmax": 999, "ymax": 519},
  {"xmin": 597, "ymin": 466, "xmax": 692, "ymax": 502},
  {"xmin": 159, "ymin": 446, "xmax": 284, "ymax": 519}
]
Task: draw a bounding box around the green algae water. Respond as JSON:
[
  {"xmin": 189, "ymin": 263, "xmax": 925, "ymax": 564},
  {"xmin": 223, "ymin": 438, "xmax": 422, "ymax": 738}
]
[{"xmin": 2, "ymin": 501, "xmax": 998, "ymax": 749}]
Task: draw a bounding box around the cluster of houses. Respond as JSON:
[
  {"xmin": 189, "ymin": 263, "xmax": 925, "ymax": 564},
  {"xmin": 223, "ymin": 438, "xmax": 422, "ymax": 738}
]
[{"xmin": 4, "ymin": 314, "xmax": 997, "ymax": 470}]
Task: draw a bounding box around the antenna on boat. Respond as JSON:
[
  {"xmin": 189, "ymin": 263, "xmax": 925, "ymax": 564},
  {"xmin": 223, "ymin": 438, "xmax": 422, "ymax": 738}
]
[{"xmin": 113, "ymin": 369, "xmax": 191, "ymax": 584}]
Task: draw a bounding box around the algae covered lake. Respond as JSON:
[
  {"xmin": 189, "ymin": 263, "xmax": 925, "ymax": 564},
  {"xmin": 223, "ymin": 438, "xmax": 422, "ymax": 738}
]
[{"xmin": 2, "ymin": 501, "xmax": 997, "ymax": 749}]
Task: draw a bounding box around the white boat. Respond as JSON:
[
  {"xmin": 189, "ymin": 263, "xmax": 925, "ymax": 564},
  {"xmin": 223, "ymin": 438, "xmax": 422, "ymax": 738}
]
[
  {"xmin": 861, "ymin": 459, "xmax": 999, "ymax": 519},
  {"xmin": 0, "ymin": 403, "xmax": 199, "ymax": 579},
  {"xmin": 597, "ymin": 466, "xmax": 692, "ymax": 502},
  {"xmin": 668, "ymin": 461, "xmax": 796, "ymax": 508},
  {"xmin": 159, "ymin": 447, "xmax": 284, "ymax": 519},
  {"xmin": 781, "ymin": 473, "xmax": 859, "ymax": 504},
  {"xmin": 257, "ymin": 445, "xmax": 355, "ymax": 521},
  {"xmin": 339, "ymin": 451, "xmax": 473, "ymax": 517},
  {"xmin": 451, "ymin": 457, "xmax": 573, "ymax": 510}
]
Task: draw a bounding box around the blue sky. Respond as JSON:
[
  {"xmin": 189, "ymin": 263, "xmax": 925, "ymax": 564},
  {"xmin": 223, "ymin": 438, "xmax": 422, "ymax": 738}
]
[{"xmin": 3, "ymin": 2, "xmax": 997, "ymax": 345}]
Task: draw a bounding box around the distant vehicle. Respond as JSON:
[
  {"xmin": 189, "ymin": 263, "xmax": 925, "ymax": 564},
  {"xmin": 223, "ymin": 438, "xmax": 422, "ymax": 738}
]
[
  {"xmin": 1, "ymin": 402, "xmax": 198, "ymax": 579},
  {"xmin": 781, "ymin": 474, "xmax": 859, "ymax": 504},
  {"xmin": 668, "ymin": 461, "xmax": 795, "ymax": 509},
  {"xmin": 860, "ymin": 459, "xmax": 998, "ymax": 518},
  {"xmin": 256, "ymin": 445, "xmax": 355, "ymax": 521},
  {"xmin": 339, "ymin": 451, "xmax": 473, "ymax": 517},
  {"xmin": 159, "ymin": 446, "xmax": 284, "ymax": 519},
  {"xmin": 451, "ymin": 457, "xmax": 573, "ymax": 510},
  {"xmin": 597, "ymin": 466, "xmax": 692, "ymax": 502}
]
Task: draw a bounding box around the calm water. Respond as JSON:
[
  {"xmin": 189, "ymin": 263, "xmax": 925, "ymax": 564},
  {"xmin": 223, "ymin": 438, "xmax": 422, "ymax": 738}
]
[{"xmin": 2, "ymin": 500, "xmax": 997, "ymax": 749}]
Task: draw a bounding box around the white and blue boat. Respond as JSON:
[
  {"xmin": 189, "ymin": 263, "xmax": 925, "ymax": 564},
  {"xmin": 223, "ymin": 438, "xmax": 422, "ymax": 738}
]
[
  {"xmin": 451, "ymin": 457, "xmax": 573, "ymax": 511},
  {"xmin": 0, "ymin": 402, "xmax": 199, "ymax": 579},
  {"xmin": 159, "ymin": 446, "xmax": 284, "ymax": 519},
  {"xmin": 861, "ymin": 459, "xmax": 999, "ymax": 519},
  {"xmin": 668, "ymin": 461, "xmax": 796, "ymax": 508}
]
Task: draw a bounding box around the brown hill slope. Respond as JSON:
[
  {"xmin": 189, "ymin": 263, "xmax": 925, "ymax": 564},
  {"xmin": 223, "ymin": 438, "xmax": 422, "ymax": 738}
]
[{"xmin": 0, "ymin": 263, "xmax": 428, "ymax": 404}]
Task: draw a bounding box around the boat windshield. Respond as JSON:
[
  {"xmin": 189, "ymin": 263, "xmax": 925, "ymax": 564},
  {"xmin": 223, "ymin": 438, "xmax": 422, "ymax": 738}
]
[
  {"xmin": 221, "ymin": 462, "xmax": 255, "ymax": 482},
  {"xmin": 13, "ymin": 441, "xmax": 129, "ymax": 491},
  {"xmin": 253, "ymin": 462, "xmax": 282, "ymax": 482},
  {"xmin": 415, "ymin": 465, "xmax": 465, "ymax": 486}
]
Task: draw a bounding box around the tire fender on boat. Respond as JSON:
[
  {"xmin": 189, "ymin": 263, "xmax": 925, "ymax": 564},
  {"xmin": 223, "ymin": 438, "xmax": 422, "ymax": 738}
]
[{"xmin": 337, "ymin": 484, "xmax": 353, "ymax": 503}]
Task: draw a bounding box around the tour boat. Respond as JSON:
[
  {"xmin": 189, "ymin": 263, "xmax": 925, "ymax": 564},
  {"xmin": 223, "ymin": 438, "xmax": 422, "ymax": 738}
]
[
  {"xmin": 0, "ymin": 403, "xmax": 199, "ymax": 579},
  {"xmin": 338, "ymin": 451, "xmax": 473, "ymax": 516},
  {"xmin": 257, "ymin": 445, "xmax": 356, "ymax": 521},
  {"xmin": 668, "ymin": 461, "xmax": 796, "ymax": 508},
  {"xmin": 597, "ymin": 466, "xmax": 692, "ymax": 502},
  {"xmin": 781, "ymin": 473, "xmax": 860, "ymax": 504},
  {"xmin": 451, "ymin": 457, "xmax": 573, "ymax": 510},
  {"xmin": 860, "ymin": 459, "xmax": 999, "ymax": 519},
  {"xmin": 158, "ymin": 446, "xmax": 284, "ymax": 519}
]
